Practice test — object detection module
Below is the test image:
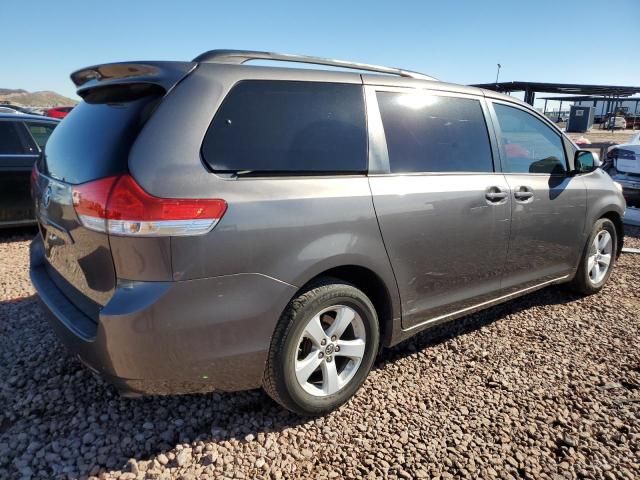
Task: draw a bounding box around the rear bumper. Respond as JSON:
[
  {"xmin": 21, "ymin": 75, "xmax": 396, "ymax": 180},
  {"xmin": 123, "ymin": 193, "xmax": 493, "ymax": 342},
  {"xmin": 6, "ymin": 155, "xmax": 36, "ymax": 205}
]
[
  {"xmin": 0, "ymin": 218, "xmax": 37, "ymax": 229},
  {"xmin": 611, "ymin": 179, "xmax": 640, "ymax": 205},
  {"xmin": 29, "ymin": 238, "xmax": 297, "ymax": 396}
]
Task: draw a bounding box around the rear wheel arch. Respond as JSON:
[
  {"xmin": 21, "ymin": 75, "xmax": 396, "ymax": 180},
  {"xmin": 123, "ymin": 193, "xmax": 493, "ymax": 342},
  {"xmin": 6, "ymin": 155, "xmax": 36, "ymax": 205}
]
[
  {"xmin": 293, "ymin": 265, "xmax": 395, "ymax": 348},
  {"xmin": 263, "ymin": 278, "xmax": 380, "ymax": 415}
]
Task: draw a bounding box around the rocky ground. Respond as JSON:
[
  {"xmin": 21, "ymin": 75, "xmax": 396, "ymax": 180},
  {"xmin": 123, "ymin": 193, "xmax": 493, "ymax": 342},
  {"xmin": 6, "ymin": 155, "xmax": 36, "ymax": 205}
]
[{"xmin": 1, "ymin": 227, "xmax": 638, "ymax": 480}]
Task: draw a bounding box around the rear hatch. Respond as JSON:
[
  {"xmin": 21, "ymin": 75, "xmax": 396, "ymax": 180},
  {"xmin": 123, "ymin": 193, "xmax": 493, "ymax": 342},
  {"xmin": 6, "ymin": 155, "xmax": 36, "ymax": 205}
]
[
  {"xmin": 611, "ymin": 148, "xmax": 640, "ymax": 176},
  {"xmin": 32, "ymin": 62, "xmax": 195, "ymax": 320},
  {"xmin": 607, "ymin": 147, "xmax": 640, "ymax": 185}
]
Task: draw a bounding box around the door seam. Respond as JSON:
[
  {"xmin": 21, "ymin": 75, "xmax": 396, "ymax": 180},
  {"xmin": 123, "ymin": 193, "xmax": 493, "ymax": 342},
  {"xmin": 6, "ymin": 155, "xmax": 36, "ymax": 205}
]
[
  {"xmin": 499, "ymin": 174, "xmax": 514, "ymax": 292},
  {"xmin": 366, "ymin": 177, "xmax": 403, "ymax": 326}
]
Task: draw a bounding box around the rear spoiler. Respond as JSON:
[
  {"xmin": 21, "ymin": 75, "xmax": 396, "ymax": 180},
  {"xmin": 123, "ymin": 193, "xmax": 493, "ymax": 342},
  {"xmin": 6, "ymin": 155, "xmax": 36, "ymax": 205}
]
[{"xmin": 70, "ymin": 61, "xmax": 197, "ymax": 97}]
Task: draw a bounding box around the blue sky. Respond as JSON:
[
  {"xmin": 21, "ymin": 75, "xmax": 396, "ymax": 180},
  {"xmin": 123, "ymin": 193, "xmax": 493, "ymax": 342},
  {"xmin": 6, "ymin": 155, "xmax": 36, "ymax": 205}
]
[{"xmin": 2, "ymin": 0, "xmax": 638, "ymax": 110}]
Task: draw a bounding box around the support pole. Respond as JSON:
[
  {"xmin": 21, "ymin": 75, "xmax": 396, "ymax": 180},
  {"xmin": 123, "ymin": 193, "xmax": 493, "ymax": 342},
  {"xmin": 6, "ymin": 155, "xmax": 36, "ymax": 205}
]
[
  {"xmin": 558, "ymin": 100, "xmax": 563, "ymax": 122},
  {"xmin": 524, "ymin": 87, "xmax": 535, "ymax": 105}
]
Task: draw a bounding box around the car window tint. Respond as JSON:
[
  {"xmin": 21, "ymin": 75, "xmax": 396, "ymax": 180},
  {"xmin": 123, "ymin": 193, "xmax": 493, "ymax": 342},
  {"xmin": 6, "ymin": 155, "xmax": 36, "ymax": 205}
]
[
  {"xmin": 26, "ymin": 122, "xmax": 56, "ymax": 149},
  {"xmin": 376, "ymin": 92, "xmax": 494, "ymax": 173},
  {"xmin": 44, "ymin": 93, "xmax": 160, "ymax": 184},
  {"xmin": 0, "ymin": 121, "xmax": 27, "ymax": 154},
  {"xmin": 202, "ymin": 81, "xmax": 367, "ymax": 173},
  {"xmin": 493, "ymin": 103, "xmax": 566, "ymax": 174}
]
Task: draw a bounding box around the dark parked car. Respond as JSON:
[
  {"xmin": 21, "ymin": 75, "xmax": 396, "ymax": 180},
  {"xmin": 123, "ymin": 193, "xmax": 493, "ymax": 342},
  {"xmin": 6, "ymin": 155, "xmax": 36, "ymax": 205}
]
[
  {"xmin": 45, "ymin": 106, "xmax": 74, "ymax": 119},
  {"xmin": 0, "ymin": 113, "xmax": 58, "ymax": 227},
  {"xmin": 30, "ymin": 50, "xmax": 626, "ymax": 415}
]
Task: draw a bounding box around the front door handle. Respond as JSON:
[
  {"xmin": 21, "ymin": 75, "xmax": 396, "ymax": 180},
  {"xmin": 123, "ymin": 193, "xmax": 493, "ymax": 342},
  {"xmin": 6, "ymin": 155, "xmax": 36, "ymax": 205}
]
[
  {"xmin": 485, "ymin": 187, "xmax": 508, "ymax": 203},
  {"xmin": 514, "ymin": 186, "xmax": 534, "ymax": 202}
]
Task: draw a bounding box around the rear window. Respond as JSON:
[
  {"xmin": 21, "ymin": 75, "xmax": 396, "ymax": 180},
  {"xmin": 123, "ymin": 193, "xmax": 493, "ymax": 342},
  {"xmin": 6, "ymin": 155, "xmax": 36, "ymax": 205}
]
[
  {"xmin": 202, "ymin": 80, "xmax": 367, "ymax": 174},
  {"xmin": 43, "ymin": 90, "xmax": 160, "ymax": 184},
  {"xmin": 0, "ymin": 121, "xmax": 28, "ymax": 155}
]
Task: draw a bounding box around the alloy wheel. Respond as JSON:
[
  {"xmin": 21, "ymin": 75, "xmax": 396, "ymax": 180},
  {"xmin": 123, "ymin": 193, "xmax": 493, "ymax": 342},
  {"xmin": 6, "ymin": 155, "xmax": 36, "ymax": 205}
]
[
  {"xmin": 587, "ymin": 230, "xmax": 613, "ymax": 285},
  {"xmin": 294, "ymin": 305, "xmax": 366, "ymax": 397}
]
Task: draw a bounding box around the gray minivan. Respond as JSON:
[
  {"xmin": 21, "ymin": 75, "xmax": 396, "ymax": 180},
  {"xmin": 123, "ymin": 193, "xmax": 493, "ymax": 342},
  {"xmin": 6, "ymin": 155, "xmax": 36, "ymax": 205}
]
[{"xmin": 30, "ymin": 50, "xmax": 626, "ymax": 415}]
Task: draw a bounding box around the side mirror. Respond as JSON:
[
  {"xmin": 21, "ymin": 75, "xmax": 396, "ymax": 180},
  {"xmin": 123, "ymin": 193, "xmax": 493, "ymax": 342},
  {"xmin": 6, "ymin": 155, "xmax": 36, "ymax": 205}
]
[{"xmin": 573, "ymin": 150, "xmax": 599, "ymax": 175}]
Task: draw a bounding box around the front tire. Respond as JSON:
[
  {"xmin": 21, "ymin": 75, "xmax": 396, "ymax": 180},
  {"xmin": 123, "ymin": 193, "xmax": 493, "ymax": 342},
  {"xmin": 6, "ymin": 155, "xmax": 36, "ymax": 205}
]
[
  {"xmin": 570, "ymin": 218, "xmax": 617, "ymax": 295},
  {"xmin": 263, "ymin": 279, "xmax": 379, "ymax": 416}
]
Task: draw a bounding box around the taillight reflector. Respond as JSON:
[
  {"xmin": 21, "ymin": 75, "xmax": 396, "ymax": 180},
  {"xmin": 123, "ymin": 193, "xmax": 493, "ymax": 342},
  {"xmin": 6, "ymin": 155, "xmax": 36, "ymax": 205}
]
[
  {"xmin": 72, "ymin": 175, "xmax": 227, "ymax": 237},
  {"xmin": 30, "ymin": 164, "xmax": 40, "ymax": 191}
]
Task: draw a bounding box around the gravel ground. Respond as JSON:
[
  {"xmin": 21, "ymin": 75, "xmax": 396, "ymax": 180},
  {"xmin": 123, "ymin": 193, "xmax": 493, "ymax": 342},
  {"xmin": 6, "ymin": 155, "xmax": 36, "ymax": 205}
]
[
  {"xmin": 1, "ymin": 227, "xmax": 639, "ymax": 480},
  {"xmin": 564, "ymin": 129, "xmax": 638, "ymax": 145}
]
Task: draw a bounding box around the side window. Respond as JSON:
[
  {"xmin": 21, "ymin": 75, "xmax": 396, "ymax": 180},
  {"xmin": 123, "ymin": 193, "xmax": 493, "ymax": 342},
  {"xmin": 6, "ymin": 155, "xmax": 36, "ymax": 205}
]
[
  {"xmin": 0, "ymin": 121, "xmax": 28, "ymax": 155},
  {"xmin": 376, "ymin": 91, "xmax": 494, "ymax": 173},
  {"xmin": 202, "ymin": 81, "xmax": 367, "ymax": 173},
  {"xmin": 26, "ymin": 122, "xmax": 56, "ymax": 149},
  {"xmin": 493, "ymin": 103, "xmax": 566, "ymax": 174}
]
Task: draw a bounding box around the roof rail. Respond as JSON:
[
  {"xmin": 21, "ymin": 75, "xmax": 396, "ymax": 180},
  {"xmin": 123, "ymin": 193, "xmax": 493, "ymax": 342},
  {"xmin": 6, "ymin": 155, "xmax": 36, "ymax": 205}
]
[{"xmin": 192, "ymin": 49, "xmax": 437, "ymax": 81}]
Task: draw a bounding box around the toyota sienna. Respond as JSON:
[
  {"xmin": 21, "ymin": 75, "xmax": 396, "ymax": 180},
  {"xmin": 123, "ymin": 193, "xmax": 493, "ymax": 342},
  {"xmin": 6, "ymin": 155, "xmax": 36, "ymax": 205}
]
[{"xmin": 30, "ymin": 50, "xmax": 626, "ymax": 415}]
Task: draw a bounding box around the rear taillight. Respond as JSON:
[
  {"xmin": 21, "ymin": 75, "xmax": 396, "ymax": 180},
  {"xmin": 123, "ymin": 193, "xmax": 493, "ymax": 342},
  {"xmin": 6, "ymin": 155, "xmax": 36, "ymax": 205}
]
[
  {"xmin": 72, "ymin": 174, "xmax": 227, "ymax": 236},
  {"xmin": 30, "ymin": 164, "xmax": 39, "ymax": 188},
  {"xmin": 30, "ymin": 164, "xmax": 41, "ymax": 201}
]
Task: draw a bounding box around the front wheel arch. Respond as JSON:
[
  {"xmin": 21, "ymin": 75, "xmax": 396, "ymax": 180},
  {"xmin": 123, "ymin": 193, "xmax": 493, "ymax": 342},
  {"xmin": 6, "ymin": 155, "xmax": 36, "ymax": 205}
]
[
  {"xmin": 570, "ymin": 217, "xmax": 618, "ymax": 295},
  {"xmin": 600, "ymin": 211, "xmax": 624, "ymax": 259}
]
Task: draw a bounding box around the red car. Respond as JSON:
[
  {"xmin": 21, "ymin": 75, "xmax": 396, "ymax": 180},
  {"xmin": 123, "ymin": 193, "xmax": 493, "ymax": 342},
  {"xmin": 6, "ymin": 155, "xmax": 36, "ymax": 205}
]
[{"xmin": 45, "ymin": 106, "xmax": 74, "ymax": 119}]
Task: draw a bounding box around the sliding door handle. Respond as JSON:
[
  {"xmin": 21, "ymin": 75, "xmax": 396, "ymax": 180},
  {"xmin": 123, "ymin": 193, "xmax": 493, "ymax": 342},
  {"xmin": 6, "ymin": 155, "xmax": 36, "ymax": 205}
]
[
  {"xmin": 485, "ymin": 187, "xmax": 508, "ymax": 203},
  {"xmin": 514, "ymin": 186, "xmax": 534, "ymax": 201}
]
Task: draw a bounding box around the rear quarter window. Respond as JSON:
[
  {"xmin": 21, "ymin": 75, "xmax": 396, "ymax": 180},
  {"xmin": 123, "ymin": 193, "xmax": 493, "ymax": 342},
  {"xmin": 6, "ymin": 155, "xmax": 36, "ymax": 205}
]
[
  {"xmin": 202, "ymin": 80, "xmax": 367, "ymax": 174},
  {"xmin": 25, "ymin": 122, "xmax": 57, "ymax": 149}
]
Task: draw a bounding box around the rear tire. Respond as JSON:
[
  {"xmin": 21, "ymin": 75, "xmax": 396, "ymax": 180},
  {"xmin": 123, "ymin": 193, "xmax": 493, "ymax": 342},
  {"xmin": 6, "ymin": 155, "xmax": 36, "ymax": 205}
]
[
  {"xmin": 263, "ymin": 279, "xmax": 379, "ymax": 416},
  {"xmin": 569, "ymin": 218, "xmax": 617, "ymax": 295}
]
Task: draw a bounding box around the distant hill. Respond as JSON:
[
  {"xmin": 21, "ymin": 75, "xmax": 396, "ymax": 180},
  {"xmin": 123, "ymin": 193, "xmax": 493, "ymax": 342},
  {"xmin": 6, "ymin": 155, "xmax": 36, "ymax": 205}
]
[
  {"xmin": 0, "ymin": 88, "xmax": 77, "ymax": 107},
  {"xmin": 0, "ymin": 88, "xmax": 28, "ymax": 96}
]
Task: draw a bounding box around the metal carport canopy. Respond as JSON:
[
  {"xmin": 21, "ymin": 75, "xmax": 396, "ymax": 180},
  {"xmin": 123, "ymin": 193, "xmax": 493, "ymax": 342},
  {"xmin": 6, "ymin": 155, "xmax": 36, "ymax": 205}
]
[{"xmin": 470, "ymin": 81, "xmax": 640, "ymax": 105}]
